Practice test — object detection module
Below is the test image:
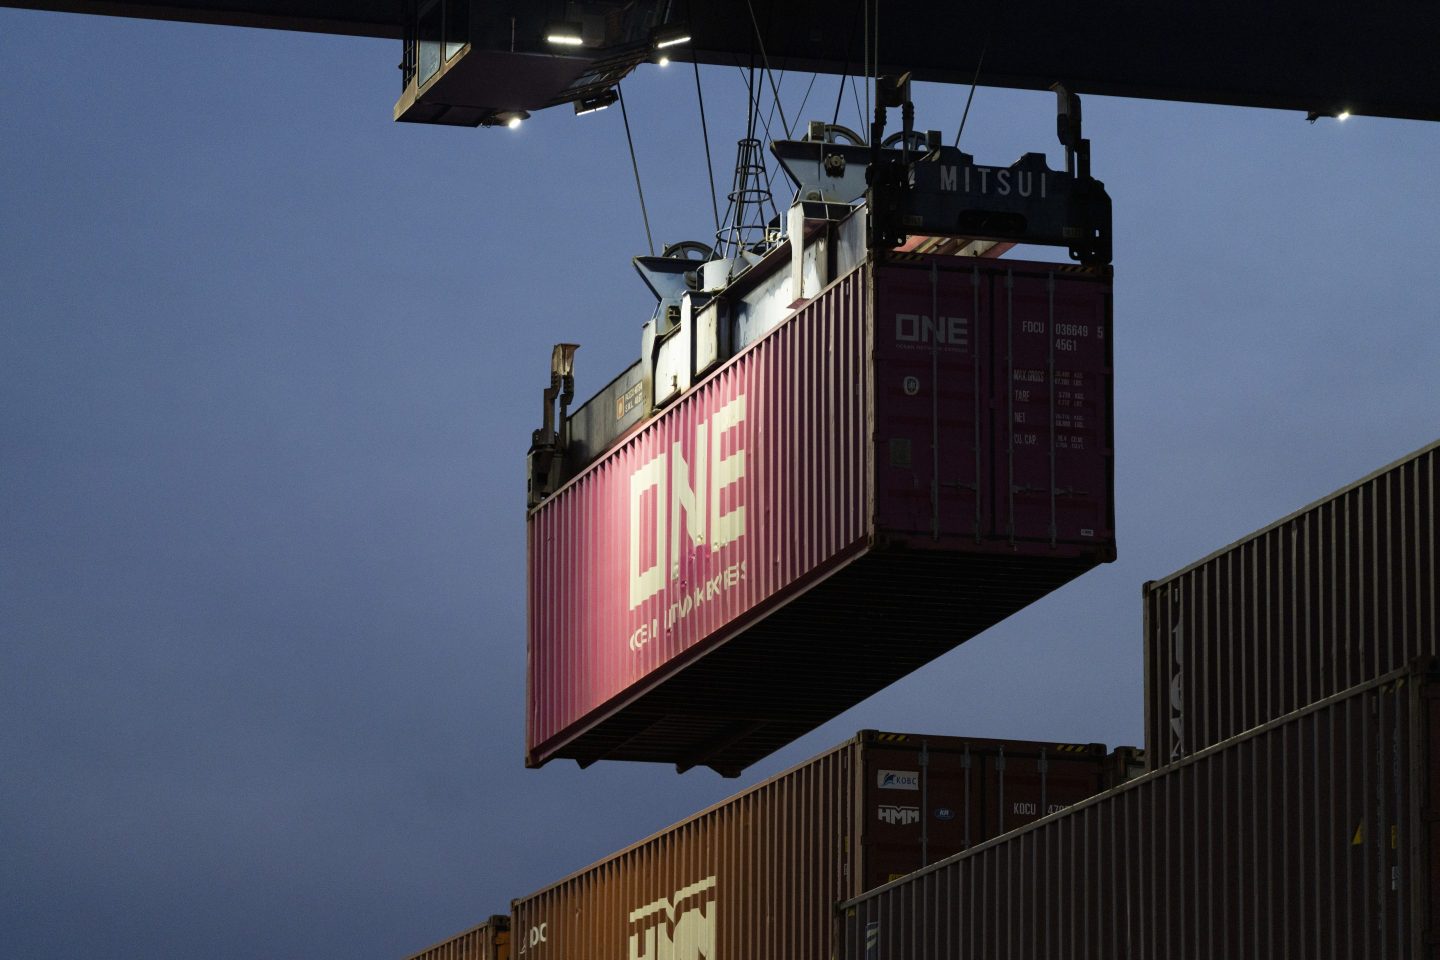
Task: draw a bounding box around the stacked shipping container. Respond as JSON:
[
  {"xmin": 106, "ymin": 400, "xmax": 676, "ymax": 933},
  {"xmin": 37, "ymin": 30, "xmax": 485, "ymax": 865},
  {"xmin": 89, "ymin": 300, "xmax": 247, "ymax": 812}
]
[
  {"xmin": 511, "ymin": 731, "xmax": 1137, "ymax": 960},
  {"xmin": 404, "ymin": 917, "xmax": 509, "ymax": 960},
  {"xmin": 414, "ymin": 439, "xmax": 1437, "ymax": 960},
  {"xmin": 1145, "ymin": 440, "xmax": 1437, "ymax": 766},
  {"xmin": 840, "ymin": 661, "xmax": 1440, "ymax": 958},
  {"xmin": 528, "ymin": 252, "xmax": 1115, "ymax": 774}
]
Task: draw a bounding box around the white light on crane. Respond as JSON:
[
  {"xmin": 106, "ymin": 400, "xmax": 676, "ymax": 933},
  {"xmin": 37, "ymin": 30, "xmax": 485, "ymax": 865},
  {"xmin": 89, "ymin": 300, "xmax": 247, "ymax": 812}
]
[
  {"xmin": 545, "ymin": 21, "xmax": 584, "ymax": 46},
  {"xmin": 1337, "ymin": 110, "xmax": 1351, "ymax": 121},
  {"xmin": 575, "ymin": 90, "xmax": 619, "ymax": 116},
  {"xmin": 653, "ymin": 23, "xmax": 691, "ymax": 49},
  {"xmin": 487, "ymin": 110, "xmax": 530, "ymax": 130}
]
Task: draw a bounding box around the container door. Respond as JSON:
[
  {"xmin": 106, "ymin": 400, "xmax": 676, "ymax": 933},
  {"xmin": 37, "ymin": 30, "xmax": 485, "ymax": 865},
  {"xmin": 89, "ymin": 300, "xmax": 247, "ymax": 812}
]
[
  {"xmin": 871, "ymin": 259, "xmax": 990, "ymax": 546},
  {"xmin": 860, "ymin": 742, "xmax": 932, "ymax": 889},
  {"xmin": 992, "ymin": 266, "xmax": 1113, "ymax": 550}
]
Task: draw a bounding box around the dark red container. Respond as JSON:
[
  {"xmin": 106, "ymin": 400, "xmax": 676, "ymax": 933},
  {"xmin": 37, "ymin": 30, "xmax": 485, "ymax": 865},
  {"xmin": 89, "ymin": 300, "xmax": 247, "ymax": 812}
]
[
  {"xmin": 511, "ymin": 730, "xmax": 1133, "ymax": 960},
  {"xmin": 527, "ymin": 255, "xmax": 1115, "ymax": 773},
  {"xmin": 1144, "ymin": 440, "xmax": 1437, "ymax": 767},
  {"xmin": 841, "ymin": 661, "xmax": 1440, "ymax": 959}
]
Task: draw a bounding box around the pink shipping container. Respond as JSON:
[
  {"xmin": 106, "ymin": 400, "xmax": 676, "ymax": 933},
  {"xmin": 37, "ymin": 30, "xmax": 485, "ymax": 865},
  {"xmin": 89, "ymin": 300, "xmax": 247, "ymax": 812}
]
[{"xmin": 527, "ymin": 254, "xmax": 1115, "ymax": 774}]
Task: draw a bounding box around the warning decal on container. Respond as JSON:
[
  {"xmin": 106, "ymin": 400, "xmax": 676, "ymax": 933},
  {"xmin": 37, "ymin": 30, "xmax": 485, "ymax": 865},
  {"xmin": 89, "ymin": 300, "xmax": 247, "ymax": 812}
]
[{"xmin": 616, "ymin": 382, "xmax": 645, "ymax": 420}]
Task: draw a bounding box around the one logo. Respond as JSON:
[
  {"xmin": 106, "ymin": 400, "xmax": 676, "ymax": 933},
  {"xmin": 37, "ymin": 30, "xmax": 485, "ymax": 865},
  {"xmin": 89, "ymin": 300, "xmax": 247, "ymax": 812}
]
[
  {"xmin": 878, "ymin": 804, "xmax": 920, "ymax": 825},
  {"xmin": 628, "ymin": 875, "xmax": 716, "ymax": 960},
  {"xmin": 934, "ymin": 807, "xmax": 955, "ymax": 821},
  {"xmin": 877, "ymin": 769, "xmax": 920, "ymax": 790},
  {"xmin": 895, "ymin": 313, "xmax": 968, "ymax": 348},
  {"xmin": 629, "ymin": 395, "xmax": 748, "ymax": 612}
]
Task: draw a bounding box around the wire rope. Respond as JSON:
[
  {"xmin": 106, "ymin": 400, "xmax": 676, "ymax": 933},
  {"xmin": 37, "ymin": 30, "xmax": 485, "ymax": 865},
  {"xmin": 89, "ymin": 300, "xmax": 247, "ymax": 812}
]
[
  {"xmin": 763, "ymin": 68, "xmax": 788, "ymax": 141},
  {"xmin": 953, "ymin": 33, "xmax": 991, "ymax": 147},
  {"xmin": 862, "ymin": 0, "xmax": 869, "ymax": 126},
  {"xmin": 617, "ymin": 85, "xmax": 654, "ymax": 256},
  {"xmin": 849, "ymin": 74, "xmax": 866, "ymax": 133},
  {"xmin": 792, "ymin": 71, "xmax": 820, "ymax": 129},
  {"xmin": 744, "ymin": 0, "xmax": 792, "ymax": 138},
  {"xmin": 692, "ymin": 60, "xmax": 722, "ymax": 235},
  {"xmin": 734, "ymin": 65, "xmax": 780, "ymax": 153},
  {"xmin": 830, "ymin": 7, "xmax": 860, "ymax": 129}
]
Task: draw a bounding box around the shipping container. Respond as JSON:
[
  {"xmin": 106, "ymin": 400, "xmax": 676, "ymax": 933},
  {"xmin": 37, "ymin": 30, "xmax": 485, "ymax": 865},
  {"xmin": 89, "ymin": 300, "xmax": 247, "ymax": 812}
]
[
  {"xmin": 512, "ymin": 730, "xmax": 1135, "ymax": 960},
  {"xmin": 527, "ymin": 249, "xmax": 1115, "ymax": 773},
  {"xmin": 841, "ymin": 659, "xmax": 1440, "ymax": 960},
  {"xmin": 1145, "ymin": 440, "xmax": 1437, "ymax": 766},
  {"xmin": 405, "ymin": 916, "xmax": 509, "ymax": 960}
]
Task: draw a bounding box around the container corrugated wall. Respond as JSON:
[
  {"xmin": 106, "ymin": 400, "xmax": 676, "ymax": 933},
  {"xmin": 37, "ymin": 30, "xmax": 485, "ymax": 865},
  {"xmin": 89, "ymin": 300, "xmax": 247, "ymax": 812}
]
[
  {"xmin": 1144, "ymin": 440, "xmax": 1438, "ymax": 765},
  {"xmin": 512, "ymin": 740, "xmax": 858, "ymax": 960},
  {"xmin": 852, "ymin": 733, "xmax": 1123, "ymax": 888},
  {"xmin": 528, "ymin": 256, "xmax": 1114, "ymax": 774},
  {"xmin": 527, "ymin": 268, "xmax": 872, "ymax": 772},
  {"xmin": 405, "ymin": 916, "xmax": 509, "ymax": 960},
  {"xmin": 511, "ymin": 730, "xmax": 1126, "ymax": 960},
  {"xmin": 840, "ymin": 661, "xmax": 1440, "ymax": 959}
]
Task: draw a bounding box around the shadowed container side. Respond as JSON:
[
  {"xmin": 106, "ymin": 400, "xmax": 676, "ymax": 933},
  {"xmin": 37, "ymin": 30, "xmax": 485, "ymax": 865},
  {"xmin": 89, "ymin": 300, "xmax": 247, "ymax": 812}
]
[
  {"xmin": 403, "ymin": 916, "xmax": 509, "ymax": 960},
  {"xmin": 511, "ymin": 730, "xmax": 1138, "ymax": 960},
  {"xmin": 1145, "ymin": 440, "xmax": 1438, "ymax": 768},
  {"xmin": 527, "ymin": 257, "xmax": 1116, "ymax": 775},
  {"xmin": 840, "ymin": 660, "xmax": 1440, "ymax": 960}
]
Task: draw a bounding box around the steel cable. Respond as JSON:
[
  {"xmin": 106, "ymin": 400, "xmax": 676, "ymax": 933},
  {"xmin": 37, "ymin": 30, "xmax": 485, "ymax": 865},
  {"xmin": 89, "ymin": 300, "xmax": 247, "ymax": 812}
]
[
  {"xmin": 692, "ymin": 60, "xmax": 721, "ymax": 235},
  {"xmin": 617, "ymin": 85, "xmax": 654, "ymax": 256},
  {"xmin": 744, "ymin": 0, "xmax": 792, "ymax": 139}
]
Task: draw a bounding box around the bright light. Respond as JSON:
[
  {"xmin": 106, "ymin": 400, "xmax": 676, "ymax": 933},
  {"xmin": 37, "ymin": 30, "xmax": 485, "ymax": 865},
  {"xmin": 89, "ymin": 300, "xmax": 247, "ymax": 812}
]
[
  {"xmin": 657, "ymin": 55, "xmax": 671, "ymax": 67},
  {"xmin": 1338, "ymin": 110, "xmax": 1351, "ymax": 121},
  {"xmin": 652, "ymin": 23, "xmax": 691, "ymax": 49},
  {"xmin": 490, "ymin": 110, "xmax": 529, "ymax": 129},
  {"xmin": 545, "ymin": 21, "xmax": 584, "ymax": 45},
  {"xmin": 575, "ymin": 90, "xmax": 618, "ymax": 115}
]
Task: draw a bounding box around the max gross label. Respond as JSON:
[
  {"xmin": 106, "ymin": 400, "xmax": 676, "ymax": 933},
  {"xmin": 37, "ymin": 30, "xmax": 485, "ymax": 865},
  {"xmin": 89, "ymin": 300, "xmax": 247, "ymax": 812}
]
[{"xmin": 626, "ymin": 393, "xmax": 749, "ymax": 653}]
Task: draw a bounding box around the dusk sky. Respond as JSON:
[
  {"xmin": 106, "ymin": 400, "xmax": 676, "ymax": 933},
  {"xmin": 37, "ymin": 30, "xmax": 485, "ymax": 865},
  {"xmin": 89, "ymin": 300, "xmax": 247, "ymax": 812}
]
[{"xmin": 2, "ymin": 11, "xmax": 1437, "ymax": 959}]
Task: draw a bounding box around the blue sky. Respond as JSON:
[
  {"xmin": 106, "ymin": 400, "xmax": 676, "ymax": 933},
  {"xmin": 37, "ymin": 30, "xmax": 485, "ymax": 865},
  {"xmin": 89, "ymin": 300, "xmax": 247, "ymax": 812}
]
[{"xmin": 2, "ymin": 11, "xmax": 1437, "ymax": 959}]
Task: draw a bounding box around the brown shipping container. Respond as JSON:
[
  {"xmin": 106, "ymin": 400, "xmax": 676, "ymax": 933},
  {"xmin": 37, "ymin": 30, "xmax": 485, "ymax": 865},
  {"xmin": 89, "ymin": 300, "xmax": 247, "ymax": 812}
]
[
  {"xmin": 511, "ymin": 731, "xmax": 1132, "ymax": 960},
  {"xmin": 841, "ymin": 661, "xmax": 1440, "ymax": 960},
  {"xmin": 405, "ymin": 916, "xmax": 509, "ymax": 960},
  {"xmin": 1144, "ymin": 440, "xmax": 1437, "ymax": 766},
  {"xmin": 528, "ymin": 253, "xmax": 1115, "ymax": 774}
]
